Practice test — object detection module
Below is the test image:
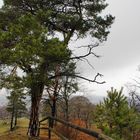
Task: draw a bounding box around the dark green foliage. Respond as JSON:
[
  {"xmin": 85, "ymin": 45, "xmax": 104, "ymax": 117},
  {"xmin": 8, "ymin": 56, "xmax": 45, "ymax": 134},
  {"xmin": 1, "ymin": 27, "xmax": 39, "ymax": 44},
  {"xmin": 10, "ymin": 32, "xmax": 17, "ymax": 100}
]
[
  {"xmin": 7, "ymin": 90, "xmax": 27, "ymax": 117},
  {"xmin": 6, "ymin": 86, "xmax": 27, "ymax": 130},
  {"xmin": 2, "ymin": 0, "xmax": 114, "ymax": 42},
  {"xmin": 0, "ymin": 0, "xmax": 114, "ymax": 90},
  {"xmin": 0, "ymin": 0, "xmax": 114, "ymax": 136}
]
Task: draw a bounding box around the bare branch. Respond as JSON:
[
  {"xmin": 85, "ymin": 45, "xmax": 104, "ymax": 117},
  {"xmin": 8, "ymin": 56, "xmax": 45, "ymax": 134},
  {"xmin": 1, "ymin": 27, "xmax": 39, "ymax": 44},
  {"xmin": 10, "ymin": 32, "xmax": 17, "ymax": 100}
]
[
  {"xmin": 83, "ymin": 57, "xmax": 95, "ymax": 70},
  {"xmin": 71, "ymin": 73, "xmax": 105, "ymax": 84},
  {"xmin": 70, "ymin": 44, "xmax": 100, "ymax": 60},
  {"xmin": 49, "ymin": 73, "xmax": 105, "ymax": 84}
]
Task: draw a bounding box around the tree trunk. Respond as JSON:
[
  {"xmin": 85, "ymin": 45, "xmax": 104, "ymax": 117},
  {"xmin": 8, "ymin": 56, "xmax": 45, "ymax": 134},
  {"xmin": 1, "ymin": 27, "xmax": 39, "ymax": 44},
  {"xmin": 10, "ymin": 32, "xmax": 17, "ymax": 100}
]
[
  {"xmin": 14, "ymin": 110, "xmax": 17, "ymax": 128},
  {"xmin": 63, "ymin": 76, "xmax": 70, "ymax": 121},
  {"xmin": 28, "ymin": 96, "xmax": 40, "ymax": 136},
  {"xmin": 50, "ymin": 65, "xmax": 60, "ymax": 127},
  {"xmin": 51, "ymin": 98, "xmax": 56, "ymax": 128},
  {"xmin": 10, "ymin": 106, "xmax": 15, "ymax": 131},
  {"xmin": 65, "ymin": 99, "xmax": 69, "ymax": 121},
  {"xmin": 27, "ymin": 82, "xmax": 44, "ymax": 137},
  {"xmin": 84, "ymin": 114, "xmax": 89, "ymax": 129}
]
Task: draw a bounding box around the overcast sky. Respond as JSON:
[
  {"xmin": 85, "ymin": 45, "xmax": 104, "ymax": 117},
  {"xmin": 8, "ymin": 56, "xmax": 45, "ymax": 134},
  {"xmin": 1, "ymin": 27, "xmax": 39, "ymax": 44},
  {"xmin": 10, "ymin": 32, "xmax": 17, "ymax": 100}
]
[
  {"xmin": 89, "ymin": 0, "xmax": 140, "ymax": 98},
  {"xmin": 71, "ymin": 0, "xmax": 140, "ymax": 98},
  {"xmin": 0, "ymin": 0, "xmax": 140, "ymax": 103}
]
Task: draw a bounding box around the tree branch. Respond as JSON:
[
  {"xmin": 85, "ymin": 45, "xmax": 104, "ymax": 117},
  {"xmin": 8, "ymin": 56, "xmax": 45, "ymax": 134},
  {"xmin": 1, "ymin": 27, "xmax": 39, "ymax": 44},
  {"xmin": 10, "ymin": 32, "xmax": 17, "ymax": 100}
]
[
  {"xmin": 49, "ymin": 73, "xmax": 105, "ymax": 84},
  {"xmin": 70, "ymin": 43, "xmax": 100, "ymax": 60}
]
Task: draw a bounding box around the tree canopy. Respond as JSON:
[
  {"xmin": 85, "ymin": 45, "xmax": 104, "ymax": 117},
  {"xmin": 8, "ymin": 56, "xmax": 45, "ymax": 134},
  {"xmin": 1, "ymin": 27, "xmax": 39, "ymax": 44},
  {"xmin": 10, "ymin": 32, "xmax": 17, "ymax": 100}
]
[{"xmin": 0, "ymin": 0, "xmax": 114, "ymax": 136}]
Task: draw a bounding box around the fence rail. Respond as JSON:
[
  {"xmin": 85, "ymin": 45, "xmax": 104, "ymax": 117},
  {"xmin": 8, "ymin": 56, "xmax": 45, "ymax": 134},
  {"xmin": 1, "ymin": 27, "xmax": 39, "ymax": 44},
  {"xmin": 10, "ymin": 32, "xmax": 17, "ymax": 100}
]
[{"xmin": 38, "ymin": 116, "xmax": 113, "ymax": 140}]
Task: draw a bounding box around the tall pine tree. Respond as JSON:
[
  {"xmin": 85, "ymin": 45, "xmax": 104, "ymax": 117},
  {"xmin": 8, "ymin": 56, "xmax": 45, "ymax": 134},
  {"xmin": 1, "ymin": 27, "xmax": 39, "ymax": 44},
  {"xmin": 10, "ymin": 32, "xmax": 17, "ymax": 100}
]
[{"xmin": 0, "ymin": 0, "xmax": 114, "ymax": 136}]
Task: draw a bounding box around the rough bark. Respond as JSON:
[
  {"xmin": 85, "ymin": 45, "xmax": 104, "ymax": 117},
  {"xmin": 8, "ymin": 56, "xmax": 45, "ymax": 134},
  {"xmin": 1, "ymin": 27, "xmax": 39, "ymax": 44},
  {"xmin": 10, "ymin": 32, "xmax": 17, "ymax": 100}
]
[
  {"xmin": 51, "ymin": 98, "xmax": 56, "ymax": 128},
  {"xmin": 28, "ymin": 96, "xmax": 40, "ymax": 136},
  {"xmin": 27, "ymin": 82, "xmax": 44, "ymax": 137}
]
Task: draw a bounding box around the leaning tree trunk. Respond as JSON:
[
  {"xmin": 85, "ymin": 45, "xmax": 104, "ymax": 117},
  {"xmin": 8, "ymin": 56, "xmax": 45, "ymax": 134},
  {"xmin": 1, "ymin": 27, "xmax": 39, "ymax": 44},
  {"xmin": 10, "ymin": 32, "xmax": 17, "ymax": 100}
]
[{"xmin": 27, "ymin": 82, "xmax": 44, "ymax": 137}]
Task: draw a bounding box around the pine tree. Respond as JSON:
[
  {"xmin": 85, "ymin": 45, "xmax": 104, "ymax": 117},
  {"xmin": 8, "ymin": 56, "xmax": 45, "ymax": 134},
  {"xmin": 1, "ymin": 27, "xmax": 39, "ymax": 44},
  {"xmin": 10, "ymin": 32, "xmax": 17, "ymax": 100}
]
[
  {"xmin": 7, "ymin": 87, "xmax": 27, "ymax": 131},
  {"xmin": 0, "ymin": 0, "xmax": 114, "ymax": 136},
  {"xmin": 94, "ymin": 87, "xmax": 139, "ymax": 140}
]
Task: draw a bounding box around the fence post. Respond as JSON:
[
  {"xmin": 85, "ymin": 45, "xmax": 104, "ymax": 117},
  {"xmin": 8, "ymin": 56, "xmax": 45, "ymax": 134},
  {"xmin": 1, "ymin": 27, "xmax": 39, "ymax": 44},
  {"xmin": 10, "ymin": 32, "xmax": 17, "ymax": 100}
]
[
  {"xmin": 37, "ymin": 122, "xmax": 40, "ymax": 137},
  {"xmin": 48, "ymin": 117, "xmax": 51, "ymax": 139}
]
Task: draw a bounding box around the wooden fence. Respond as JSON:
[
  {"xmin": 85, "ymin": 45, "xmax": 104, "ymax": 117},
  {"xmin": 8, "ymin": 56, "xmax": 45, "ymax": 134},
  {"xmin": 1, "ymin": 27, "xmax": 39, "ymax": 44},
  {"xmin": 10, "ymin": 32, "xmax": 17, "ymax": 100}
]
[{"xmin": 38, "ymin": 116, "xmax": 113, "ymax": 140}]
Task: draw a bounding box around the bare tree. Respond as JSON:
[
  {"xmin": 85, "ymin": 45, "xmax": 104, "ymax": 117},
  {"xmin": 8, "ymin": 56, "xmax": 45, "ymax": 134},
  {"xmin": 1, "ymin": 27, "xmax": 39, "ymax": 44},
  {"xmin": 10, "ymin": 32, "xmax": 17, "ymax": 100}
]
[
  {"xmin": 126, "ymin": 83, "xmax": 140, "ymax": 111},
  {"xmin": 69, "ymin": 96, "xmax": 95, "ymax": 128}
]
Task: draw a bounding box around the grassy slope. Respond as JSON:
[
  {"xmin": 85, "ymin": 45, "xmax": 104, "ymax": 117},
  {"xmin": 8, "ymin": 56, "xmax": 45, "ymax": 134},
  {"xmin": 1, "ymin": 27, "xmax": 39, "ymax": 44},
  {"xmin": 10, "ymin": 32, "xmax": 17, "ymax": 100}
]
[
  {"xmin": 0, "ymin": 120, "xmax": 10, "ymax": 134},
  {"xmin": 0, "ymin": 118, "xmax": 29, "ymax": 140},
  {"xmin": 0, "ymin": 118, "xmax": 102, "ymax": 140},
  {"xmin": 0, "ymin": 118, "xmax": 59, "ymax": 140}
]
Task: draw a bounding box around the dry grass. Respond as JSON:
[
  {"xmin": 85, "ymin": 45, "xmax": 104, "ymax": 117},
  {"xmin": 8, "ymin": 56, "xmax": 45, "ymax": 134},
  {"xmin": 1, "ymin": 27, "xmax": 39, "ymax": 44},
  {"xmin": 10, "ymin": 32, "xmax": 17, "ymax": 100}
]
[
  {"xmin": 0, "ymin": 120, "xmax": 10, "ymax": 134},
  {"xmin": 17, "ymin": 117, "xmax": 29, "ymax": 127},
  {"xmin": 0, "ymin": 118, "xmax": 101, "ymax": 140},
  {"xmin": 54, "ymin": 119, "xmax": 100, "ymax": 140},
  {"xmin": 71, "ymin": 119, "xmax": 97, "ymax": 140},
  {"xmin": 0, "ymin": 118, "xmax": 29, "ymax": 140},
  {"xmin": 0, "ymin": 118, "xmax": 59, "ymax": 140},
  {"xmin": 0, "ymin": 128, "xmax": 29, "ymax": 140},
  {"xmin": 39, "ymin": 120, "xmax": 59, "ymax": 140}
]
